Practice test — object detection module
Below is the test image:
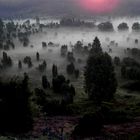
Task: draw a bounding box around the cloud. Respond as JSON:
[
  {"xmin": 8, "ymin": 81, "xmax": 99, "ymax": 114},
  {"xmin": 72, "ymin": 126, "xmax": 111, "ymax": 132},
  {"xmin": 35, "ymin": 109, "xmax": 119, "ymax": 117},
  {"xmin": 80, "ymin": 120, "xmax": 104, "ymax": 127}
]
[{"xmin": 0, "ymin": 0, "xmax": 140, "ymax": 17}]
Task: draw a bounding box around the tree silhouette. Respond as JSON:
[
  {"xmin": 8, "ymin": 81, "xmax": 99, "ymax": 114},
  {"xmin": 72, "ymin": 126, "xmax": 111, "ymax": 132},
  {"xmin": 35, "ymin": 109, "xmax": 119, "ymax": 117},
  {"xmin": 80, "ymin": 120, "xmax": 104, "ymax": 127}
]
[
  {"xmin": 85, "ymin": 38, "xmax": 117, "ymax": 104},
  {"xmin": 52, "ymin": 64, "xmax": 58, "ymax": 78},
  {"xmin": 0, "ymin": 75, "xmax": 32, "ymax": 133},
  {"xmin": 90, "ymin": 37, "xmax": 102, "ymax": 55},
  {"xmin": 36, "ymin": 52, "xmax": 40, "ymax": 61},
  {"xmin": 42, "ymin": 75, "xmax": 50, "ymax": 89},
  {"xmin": 1, "ymin": 52, "xmax": 12, "ymax": 67},
  {"xmin": 66, "ymin": 62, "xmax": 75, "ymax": 75},
  {"xmin": 18, "ymin": 60, "xmax": 22, "ymax": 69},
  {"xmin": 0, "ymin": 19, "xmax": 4, "ymax": 42}
]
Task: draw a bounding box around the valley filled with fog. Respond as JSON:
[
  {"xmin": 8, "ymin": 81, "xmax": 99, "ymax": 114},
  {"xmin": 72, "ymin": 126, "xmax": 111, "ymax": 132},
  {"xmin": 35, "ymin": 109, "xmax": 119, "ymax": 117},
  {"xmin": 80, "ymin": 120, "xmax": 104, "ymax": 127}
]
[
  {"xmin": 1, "ymin": 17, "xmax": 140, "ymax": 85},
  {"xmin": 1, "ymin": 0, "xmax": 140, "ymax": 139},
  {"xmin": 1, "ymin": 17, "xmax": 140, "ymax": 139}
]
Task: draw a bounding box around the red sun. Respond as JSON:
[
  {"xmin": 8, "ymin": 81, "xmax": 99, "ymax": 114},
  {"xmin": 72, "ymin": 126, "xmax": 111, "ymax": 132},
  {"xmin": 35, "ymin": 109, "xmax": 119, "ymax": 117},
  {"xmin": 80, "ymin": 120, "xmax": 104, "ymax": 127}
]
[{"xmin": 77, "ymin": 0, "xmax": 120, "ymax": 13}]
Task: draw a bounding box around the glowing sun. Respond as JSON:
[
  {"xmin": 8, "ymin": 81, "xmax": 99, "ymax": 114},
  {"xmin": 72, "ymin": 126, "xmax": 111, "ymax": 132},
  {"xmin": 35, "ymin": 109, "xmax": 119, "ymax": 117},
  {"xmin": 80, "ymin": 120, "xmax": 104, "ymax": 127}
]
[{"xmin": 78, "ymin": 0, "xmax": 120, "ymax": 13}]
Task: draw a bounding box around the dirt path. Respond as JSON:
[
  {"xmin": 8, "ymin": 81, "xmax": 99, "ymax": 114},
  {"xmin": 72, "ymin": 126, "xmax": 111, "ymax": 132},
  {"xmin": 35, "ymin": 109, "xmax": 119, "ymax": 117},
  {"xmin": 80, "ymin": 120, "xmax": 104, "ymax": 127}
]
[
  {"xmin": 31, "ymin": 115, "xmax": 140, "ymax": 139},
  {"xmin": 31, "ymin": 115, "xmax": 80, "ymax": 139},
  {"xmin": 104, "ymin": 117, "xmax": 140, "ymax": 136}
]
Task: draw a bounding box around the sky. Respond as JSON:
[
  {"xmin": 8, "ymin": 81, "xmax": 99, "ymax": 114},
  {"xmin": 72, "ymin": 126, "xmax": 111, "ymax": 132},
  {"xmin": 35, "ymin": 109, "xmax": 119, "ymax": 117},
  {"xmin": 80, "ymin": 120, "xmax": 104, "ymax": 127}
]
[{"xmin": 0, "ymin": 0, "xmax": 140, "ymax": 17}]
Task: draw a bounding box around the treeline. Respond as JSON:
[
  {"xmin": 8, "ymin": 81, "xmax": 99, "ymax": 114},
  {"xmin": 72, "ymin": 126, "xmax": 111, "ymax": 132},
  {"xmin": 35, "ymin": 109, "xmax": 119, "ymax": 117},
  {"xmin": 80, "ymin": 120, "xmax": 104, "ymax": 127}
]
[
  {"xmin": 0, "ymin": 18, "xmax": 42, "ymax": 51},
  {"xmin": 44, "ymin": 17, "xmax": 140, "ymax": 32}
]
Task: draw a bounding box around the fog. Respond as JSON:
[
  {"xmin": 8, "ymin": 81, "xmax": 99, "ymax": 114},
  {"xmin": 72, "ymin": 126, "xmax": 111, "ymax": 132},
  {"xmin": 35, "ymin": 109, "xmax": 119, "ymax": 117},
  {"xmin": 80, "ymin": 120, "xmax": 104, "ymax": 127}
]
[{"xmin": 1, "ymin": 17, "xmax": 140, "ymax": 88}]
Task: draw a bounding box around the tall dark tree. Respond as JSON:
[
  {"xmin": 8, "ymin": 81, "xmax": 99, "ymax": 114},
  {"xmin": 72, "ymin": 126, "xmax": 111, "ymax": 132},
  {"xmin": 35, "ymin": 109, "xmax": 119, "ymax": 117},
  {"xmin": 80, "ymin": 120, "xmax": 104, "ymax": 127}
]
[
  {"xmin": 1, "ymin": 52, "xmax": 12, "ymax": 67},
  {"xmin": 38, "ymin": 60, "xmax": 47, "ymax": 72},
  {"xmin": 52, "ymin": 75, "xmax": 66, "ymax": 93},
  {"xmin": 70, "ymin": 84, "xmax": 76, "ymax": 96},
  {"xmin": 66, "ymin": 62, "xmax": 75, "ymax": 75},
  {"xmin": 18, "ymin": 60, "xmax": 22, "ymax": 69},
  {"xmin": 114, "ymin": 56, "xmax": 121, "ymax": 66},
  {"xmin": 42, "ymin": 75, "xmax": 50, "ymax": 89},
  {"xmin": 22, "ymin": 73, "xmax": 29, "ymax": 89},
  {"xmin": 52, "ymin": 64, "xmax": 58, "ymax": 78},
  {"xmin": 75, "ymin": 69, "xmax": 80, "ymax": 79},
  {"xmin": 61, "ymin": 45, "xmax": 68, "ymax": 57},
  {"xmin": 67, "ymin": 52, "xmax": 75, "ymax": 63},
  {"xmin": 36, "ymin": 52, "xmax": 40, "ymax": 61},
  {"xmin": 74, "ymin": 41, "xmax": 83, "ymax": 53},
  {"xmin": 61, "ymin": 84, "xmax": 75, "ymax": 104},
  {"xmin": 90, "ymin": 37, "xmax": 102, "ymax": 54},
  {"xmin": 23, "ymin": 36, "xmax": 29, "ymax": 47},
  {"xmin": 85, "ymin": 39, "xmax": 117, "ymax": 103},
  {"xmin": 28, "ymin": 60, "xmax": 33, "ymax": 68},
  {"xmin": 0, "ymin": 19, "xmax": 4, "ymax": 42}
]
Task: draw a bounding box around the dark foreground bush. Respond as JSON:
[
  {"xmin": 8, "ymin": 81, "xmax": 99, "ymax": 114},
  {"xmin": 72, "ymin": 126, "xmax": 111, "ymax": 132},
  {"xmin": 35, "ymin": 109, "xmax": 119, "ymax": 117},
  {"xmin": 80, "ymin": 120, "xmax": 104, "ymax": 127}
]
[
  {"xmin": 72, "ymin": 112, "xmax": 103, "ymax": 138},
  {"xmin": 121, "ymin": 81, "xmax": 140, "ymax": 92},
  {"xmin": 0, "ymin": 77, "xmax": 32, "ymax": 133},
  {"xmin": 101, "ymin": 103, "xmax": 132, "ymax": 124}
]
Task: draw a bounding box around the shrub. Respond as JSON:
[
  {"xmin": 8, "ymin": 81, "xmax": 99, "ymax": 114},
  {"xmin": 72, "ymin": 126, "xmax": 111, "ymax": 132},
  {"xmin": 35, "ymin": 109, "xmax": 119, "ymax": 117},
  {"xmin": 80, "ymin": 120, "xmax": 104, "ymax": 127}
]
[{"xmin": 72, "ymin": 112, "xmax": 103, "ymax": 138}]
